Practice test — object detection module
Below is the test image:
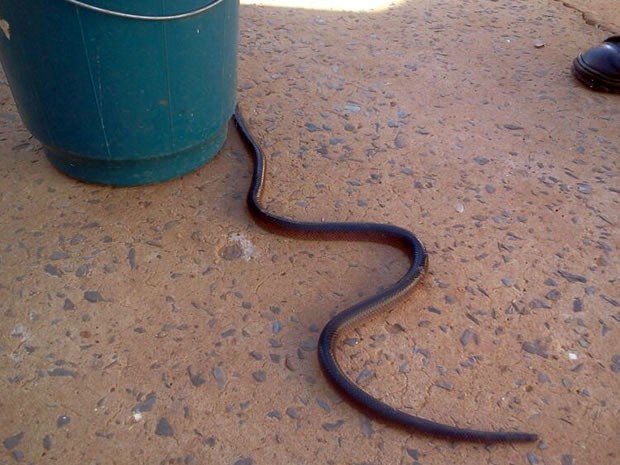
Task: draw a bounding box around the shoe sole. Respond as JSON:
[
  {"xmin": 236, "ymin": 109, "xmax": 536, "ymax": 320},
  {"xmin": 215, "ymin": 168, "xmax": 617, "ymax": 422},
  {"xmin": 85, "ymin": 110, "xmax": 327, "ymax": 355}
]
[{"xmin": 572, "ymin": 54, "xmax": 620, "ymax": 94}]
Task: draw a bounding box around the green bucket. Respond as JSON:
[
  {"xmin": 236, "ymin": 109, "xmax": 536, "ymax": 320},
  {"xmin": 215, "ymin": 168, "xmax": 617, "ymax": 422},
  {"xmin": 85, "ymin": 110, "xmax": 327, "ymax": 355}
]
[{"xmin": 0, "ymin": 0, "xmax": 239, "ymax": 186}]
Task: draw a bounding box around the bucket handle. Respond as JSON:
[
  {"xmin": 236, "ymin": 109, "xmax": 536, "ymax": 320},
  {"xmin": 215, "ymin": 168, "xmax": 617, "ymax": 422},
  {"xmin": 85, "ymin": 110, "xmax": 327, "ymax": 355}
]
[{"xmin": 63, "ymin": 0, "xmax": 226, "ymax": 21}]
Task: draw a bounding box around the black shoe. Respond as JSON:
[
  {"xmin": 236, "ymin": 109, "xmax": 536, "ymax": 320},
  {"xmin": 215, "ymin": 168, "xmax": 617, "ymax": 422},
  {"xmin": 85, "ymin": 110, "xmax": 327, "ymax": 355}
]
[{"xmin": 572, "ymin": 36, "xmax": 620, "ymax": 93}]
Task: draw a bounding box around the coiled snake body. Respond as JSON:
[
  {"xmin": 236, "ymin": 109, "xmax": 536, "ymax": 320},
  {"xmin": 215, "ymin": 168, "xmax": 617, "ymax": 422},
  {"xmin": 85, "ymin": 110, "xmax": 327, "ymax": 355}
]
[{"xmin": 233, "ymin": 107, "xmax": 538, "ymax": 443}]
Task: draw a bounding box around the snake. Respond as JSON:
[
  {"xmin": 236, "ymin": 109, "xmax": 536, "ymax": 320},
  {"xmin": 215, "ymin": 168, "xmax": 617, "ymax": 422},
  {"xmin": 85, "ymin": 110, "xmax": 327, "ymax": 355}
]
[{"xmin": 233, "ymin": 106, "xmax": 538, "ymax": 443}]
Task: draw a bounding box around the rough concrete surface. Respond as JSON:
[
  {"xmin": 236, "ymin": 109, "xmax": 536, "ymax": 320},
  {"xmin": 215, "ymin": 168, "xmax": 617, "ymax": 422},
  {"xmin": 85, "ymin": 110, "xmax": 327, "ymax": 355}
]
[{"xmin": 1, "ymin": 1, "xmax": 619, "ymax": 465}]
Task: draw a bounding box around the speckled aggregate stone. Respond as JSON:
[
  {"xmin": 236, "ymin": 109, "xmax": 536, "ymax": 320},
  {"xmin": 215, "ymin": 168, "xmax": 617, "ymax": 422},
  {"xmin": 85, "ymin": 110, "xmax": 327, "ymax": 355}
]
[{"xmin": 1, "ymin": 1, "xmax": 619, "ymax": 464}]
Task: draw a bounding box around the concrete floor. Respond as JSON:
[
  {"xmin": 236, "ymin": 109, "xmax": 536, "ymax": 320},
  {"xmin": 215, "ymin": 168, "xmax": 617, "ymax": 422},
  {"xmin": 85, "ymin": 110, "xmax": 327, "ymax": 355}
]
[{"xmin": 1, "ymin": 1, "xmax": 619, "ymax": 464}]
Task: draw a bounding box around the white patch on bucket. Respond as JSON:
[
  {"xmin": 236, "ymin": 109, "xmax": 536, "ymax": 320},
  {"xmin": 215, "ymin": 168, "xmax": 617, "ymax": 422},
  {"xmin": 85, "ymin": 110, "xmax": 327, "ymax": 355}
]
[
  {"xmin": 229, "ymin": 232, "xmax": 256, "ymax": 261},
  {"xmin": 0, "ymin": 19, "xmax": 10, "ymax": 40}
]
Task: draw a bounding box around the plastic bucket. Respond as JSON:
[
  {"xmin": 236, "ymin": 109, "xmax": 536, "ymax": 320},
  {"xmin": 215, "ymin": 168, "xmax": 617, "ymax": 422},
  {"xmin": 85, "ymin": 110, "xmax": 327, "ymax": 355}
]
[{"xmin": 0, "ymin": 0, "xmax": 239, "ymax": 186}]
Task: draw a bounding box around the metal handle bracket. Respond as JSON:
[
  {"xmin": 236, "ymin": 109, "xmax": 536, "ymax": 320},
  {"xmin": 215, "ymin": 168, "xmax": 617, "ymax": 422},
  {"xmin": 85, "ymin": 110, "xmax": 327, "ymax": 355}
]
[{"xmin": 63, "ymin": 0, "xmax": 225, "ymax": 21}]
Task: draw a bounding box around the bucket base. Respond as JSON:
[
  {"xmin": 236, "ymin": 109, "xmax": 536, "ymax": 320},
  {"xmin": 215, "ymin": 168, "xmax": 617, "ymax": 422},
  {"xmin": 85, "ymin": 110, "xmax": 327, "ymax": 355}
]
[{"xmin": 45, "ymin": 124, "xmax": 228, "ymax": 186}]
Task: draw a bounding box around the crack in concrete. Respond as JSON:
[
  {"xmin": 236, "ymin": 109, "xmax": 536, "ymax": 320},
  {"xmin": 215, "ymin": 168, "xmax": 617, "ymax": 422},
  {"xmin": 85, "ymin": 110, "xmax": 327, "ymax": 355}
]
[{"xmin": 556, "ymin": 0, "xmax": 618, "ymax": 33}]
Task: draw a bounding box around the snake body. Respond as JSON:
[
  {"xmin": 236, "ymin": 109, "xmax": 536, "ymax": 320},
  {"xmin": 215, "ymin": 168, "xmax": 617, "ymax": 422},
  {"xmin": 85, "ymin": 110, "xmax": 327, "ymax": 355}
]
[{"xmin": 233, "ymin": 107, "xmax": 538, "ymax": 443}]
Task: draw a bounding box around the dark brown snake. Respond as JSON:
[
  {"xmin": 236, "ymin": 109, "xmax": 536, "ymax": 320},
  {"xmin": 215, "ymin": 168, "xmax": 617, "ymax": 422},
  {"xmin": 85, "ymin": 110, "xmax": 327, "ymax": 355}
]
[{"xmin": 233, "ymin": 106, "xmax": 538, "ymax": 443}]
